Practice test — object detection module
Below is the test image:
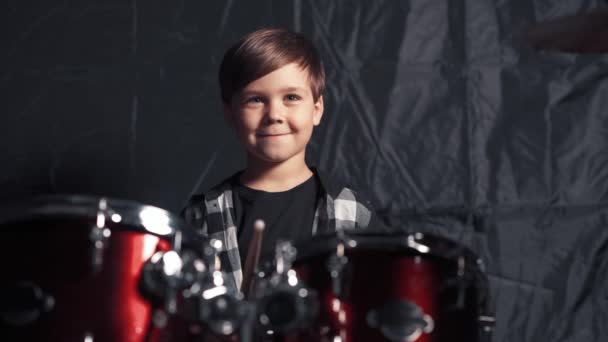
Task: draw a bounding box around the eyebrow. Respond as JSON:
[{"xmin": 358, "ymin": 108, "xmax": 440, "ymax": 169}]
[
  {"xmin": 280, "ymin": 86, "xmax": 308, "ymax": 93},
  {"xmin": 241, "ymin": 87, "xmax": 308, "ymax": 96}
]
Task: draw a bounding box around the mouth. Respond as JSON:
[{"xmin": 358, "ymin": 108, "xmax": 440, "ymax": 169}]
[{"xmin": 257, "ymin": 133, "xmax": 291, "ymax": 138}]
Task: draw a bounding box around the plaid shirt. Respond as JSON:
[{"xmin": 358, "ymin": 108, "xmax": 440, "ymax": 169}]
[{"xmin": 181, "ymin": 169, "xmax": 373, "ymax": 291}]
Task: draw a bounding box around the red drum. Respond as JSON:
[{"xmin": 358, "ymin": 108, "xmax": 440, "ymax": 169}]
[
  {"xmin": 269, "ymin": 232, "xmax": 491, "ymax": 342},
  {"xmin": 0, "ymin": 195, "xmax": 199, "ymax": 342}
]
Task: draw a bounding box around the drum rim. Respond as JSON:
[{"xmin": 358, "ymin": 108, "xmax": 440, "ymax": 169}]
[
  {"xmin": 0, "ymin": 194, "xmax": 195, "ymax": 241},
  {"xmin": 294, "ymin": 231, "xmax": 483, "ymax": 270}
]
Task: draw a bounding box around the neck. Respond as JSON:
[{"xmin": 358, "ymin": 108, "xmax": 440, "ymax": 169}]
[{"xmin": 240, "ymin": 153, "xmax": 313, "ymax": 192}]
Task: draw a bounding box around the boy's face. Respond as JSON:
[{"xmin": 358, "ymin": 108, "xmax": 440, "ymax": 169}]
[{"xmin": 224, "ymin": 63, "xmax": 324, "ymax": 165}]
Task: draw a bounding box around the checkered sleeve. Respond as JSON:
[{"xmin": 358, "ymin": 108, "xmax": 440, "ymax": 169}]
[
  {"xmin": 204, "ymin": 191, "xmax": 243, "ymax": 290},
  {"xmin": 181, "ymin": 192, "xmax": 243, "ymax": 290},
  {"xmin": 207, "ymin": 227, "xmax": 241, "ymax": 290},
  {"xmin": 332, "ymin": 188, "xmax": 372, "ymax": 230}
]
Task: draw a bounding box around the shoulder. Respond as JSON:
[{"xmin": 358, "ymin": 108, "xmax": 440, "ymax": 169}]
[
  {"xmin": 333, "ymin": 187, "xmax": 374, "ymax": 228},
  {"xmin": 181, "ymin": 193, "xmax": 206, "ymax": 216},
  {"xmin": 313, "ymin": 168, "xmax": 375, "ymax": 229},
  {"xmin": 180, "ymin": 172, "xmax": 240, "ymax": 223},
  {"xmin": 314, "ymin": 167, "xmax": 372, "ymax": 206}
]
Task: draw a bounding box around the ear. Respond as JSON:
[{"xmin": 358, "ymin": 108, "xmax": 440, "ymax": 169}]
[{"xmin": 312, "ymin": 95, "xmax": 324, "ymax": 126}]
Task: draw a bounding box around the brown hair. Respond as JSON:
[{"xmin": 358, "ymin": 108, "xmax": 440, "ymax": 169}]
[{"xmin": 219, "ymin": 27, "xmax": 325, "ymax": 103}]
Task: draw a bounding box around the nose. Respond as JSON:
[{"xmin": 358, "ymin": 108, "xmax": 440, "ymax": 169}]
[{"xmin": 265, "ymin": 100, "xmax": 285, "ymax": 123}]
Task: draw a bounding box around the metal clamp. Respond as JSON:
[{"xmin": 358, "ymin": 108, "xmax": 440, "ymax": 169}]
[
  {"xmin": 326, "ymin": 240, "xmax": 348, "ymax": 298},
  {"xmin": 255, "ymin": 241, "xmax": 317, "ymax": 335},
  {"xmin": 190, "ymin": 239, "xmax": 247, "ymax": 336},
  {"xmin": 89, "ymin": 198, "xmax": 112, "ymax": 273}
]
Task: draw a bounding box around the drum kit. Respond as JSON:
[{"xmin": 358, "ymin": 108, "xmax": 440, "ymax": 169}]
[
  {"xmin": 0, "ymin": 195, "xmax": 494, "ymax": 341},
  {"xmin": 3, "ymin": 5, "xmax": 607, "ymax": 341}
]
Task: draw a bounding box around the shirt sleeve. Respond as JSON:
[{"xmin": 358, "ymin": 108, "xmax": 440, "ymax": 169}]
[{"xmin": 352, "ymin": 189, "xmax": 391, "ymax": 232}]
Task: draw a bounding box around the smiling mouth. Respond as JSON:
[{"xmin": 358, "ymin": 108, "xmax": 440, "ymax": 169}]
[{"xmin": 257, "ymin": 133, "xmax": 291, "ymax": 137}]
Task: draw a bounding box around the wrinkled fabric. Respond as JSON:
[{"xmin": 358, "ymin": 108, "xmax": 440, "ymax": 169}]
[{"xmin": 2, "ymin": 1, "xmax": 608, "ymax": 341}]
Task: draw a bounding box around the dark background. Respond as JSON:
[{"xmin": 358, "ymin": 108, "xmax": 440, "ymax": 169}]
[{"xmin": 2, "ymin": 1, "xmax": 608, "ymax": 341}]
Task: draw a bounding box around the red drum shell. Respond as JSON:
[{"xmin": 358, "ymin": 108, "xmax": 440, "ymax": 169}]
[
  {"xmin": 279, "ymin": 232, "xmax": 487, "ymax": 342},
  {"xmin": 0, "ymin": 196, "xmax": 195, "ymax": 342}
]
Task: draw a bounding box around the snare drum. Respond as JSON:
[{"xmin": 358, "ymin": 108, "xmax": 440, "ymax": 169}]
[
  {"xmin": 0, "ymin": 195, "xmax": 200, "ymax": 342},
  {"xmin": 264, "ymin": 232, "xmax": 491, "ymax": 342}
]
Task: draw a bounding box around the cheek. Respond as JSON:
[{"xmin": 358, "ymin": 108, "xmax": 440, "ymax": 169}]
[
  {"xmin": 290, "ymin": 110, "xmax": 316, "ymax": 131},
  {"xmin": 290, "ymin": 119, "xmax": 315, "ymax": 144},
  {"xmin": 234, "ymin": 112, "xmax": 261, "ymax": 132}
]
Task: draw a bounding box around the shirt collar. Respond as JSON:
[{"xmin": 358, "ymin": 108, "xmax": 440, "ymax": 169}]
[
  {"xmin": 204, "ymin": 167, "xmax": 342, "ymax": 200},
  {"xmin": 309, "ymin": 166, "xmax": 342, "ymax": 198}
]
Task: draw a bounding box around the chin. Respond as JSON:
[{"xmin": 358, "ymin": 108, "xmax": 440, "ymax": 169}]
[
  {"xmin": 257, "ymin": 153, "xmax": 293, "ymax": 163},
  {"xmin": 251, "ymin": 149, "xmax": 299, "ymax": 164}
]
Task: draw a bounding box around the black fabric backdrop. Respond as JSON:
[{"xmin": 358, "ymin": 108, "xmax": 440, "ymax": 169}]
[{"xmin": 2, "ymin": 1, "xmax": 608, "ymax": 341}]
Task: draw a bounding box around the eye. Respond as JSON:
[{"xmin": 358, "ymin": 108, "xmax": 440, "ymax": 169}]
[
  {"xmin": 285, "ymin": 94, "xmax": 301, "ymax": 101},
  {"xmin": 245, "ymin": 96, "xmax": 264, "ymax": 104}
]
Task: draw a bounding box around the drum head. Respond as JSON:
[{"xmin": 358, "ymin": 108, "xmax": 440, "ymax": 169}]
[
  {"xmin": 0, "ymin": 194, "xmax": 197, "ymax": 244},
  {"xmin": 295, "ymin": 231, "xmax": 483, "ymax": 272}
]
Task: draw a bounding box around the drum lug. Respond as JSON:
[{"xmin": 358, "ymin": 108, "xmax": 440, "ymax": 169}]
[
  {"xmin": 83, "ymin": 332, "xmax": 94, "ymax": 342},
  {"xmin": 366, "ymin": 299, "xmax": 434, "ymax": 342},
  {"xmin": 274, "ymin": 240, "xmax": 297, "ymax": 273},
  {"xmin": 89, "ymin": 198, "xmax": 112, "ymax": 273},
  {"xmin": 140, "ymin": 248, "xmax": 192, "ymax": 315},
  {"xmin": 478, "ymin": 314, "xmax": 496, "ymax": 341}
]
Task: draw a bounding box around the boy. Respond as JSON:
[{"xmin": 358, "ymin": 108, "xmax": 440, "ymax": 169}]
[{"xmin": 182, "ymin": 27, "xmax": 377, "ymax": 291}]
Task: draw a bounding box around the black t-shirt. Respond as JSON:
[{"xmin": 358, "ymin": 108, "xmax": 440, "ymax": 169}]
[{"xmin": 233, "ymin": 174, "xmax": 319, "ymax": 266}]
